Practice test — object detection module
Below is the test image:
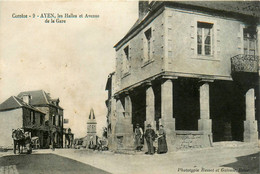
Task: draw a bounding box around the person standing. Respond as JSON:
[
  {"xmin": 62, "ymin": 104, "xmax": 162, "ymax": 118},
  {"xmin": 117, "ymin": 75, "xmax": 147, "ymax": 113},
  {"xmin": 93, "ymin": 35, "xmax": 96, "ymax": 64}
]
[
  {"xmin": 157, "ymin": 125, "xmax": 168, "ymax": 154},
  {"xmin": 134, "ymin": 124, "xmax": 143, "ymax": 151},
  {"xmin": 24, "ymin": 132, "xmax": 32, "ymax": 154},
  {"xmin": 144, "ymin": 124, "xmax": 156, "ymax": 155}
]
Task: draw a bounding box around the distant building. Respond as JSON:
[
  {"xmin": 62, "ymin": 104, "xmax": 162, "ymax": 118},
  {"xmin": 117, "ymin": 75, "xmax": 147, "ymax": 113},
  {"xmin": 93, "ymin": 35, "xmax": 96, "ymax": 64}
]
[
  {"xmin": 105, "ymin": 72, "xmax": 117, "ymax": 150},
  {"xmin": 0, "ymin": 96, "xmax": 47, "ymax": 148},
  {"xmin": 108, "ymin": 1, "xmax": 260, "ymax": 152},
  {"xmin": 16, "ymin": 90, "xmax": 64, "ymax": 148},
  {"xmin": 84, "ymin": 108, "xmax": 97, "ymax": 147},
  {"xmin": 63, "ymin": 128, "xmax": 74, "ymax": 148}
]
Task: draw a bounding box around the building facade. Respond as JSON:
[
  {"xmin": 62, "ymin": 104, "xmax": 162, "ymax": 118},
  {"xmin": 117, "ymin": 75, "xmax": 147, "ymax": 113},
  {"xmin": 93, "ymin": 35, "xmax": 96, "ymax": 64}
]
[
  {"xmin": 108, "ymin": 1, "xmax": 260, "ymax": 151},
  {"xmin": 0, "ymin": 96, "xmax": 47, "ymax": 149},
  {"xmin": 17, "ymin": 90, "xmax": 64, "ymax": 148}
]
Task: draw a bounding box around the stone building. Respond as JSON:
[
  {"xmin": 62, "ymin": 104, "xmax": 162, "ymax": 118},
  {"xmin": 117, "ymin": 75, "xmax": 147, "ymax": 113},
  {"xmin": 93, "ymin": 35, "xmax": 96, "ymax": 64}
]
[
  {"xmin": 107, "ymin": 1, "xmax": 260, "ymax": 151},
  {"xmin": 84, "ymin": 108, "xmax": 97, "ymax": 147},
  {"xmin": 17, "ymin": 90, "xmax": 64, "ymax": 148},
  {"xmin": 105, "ymin": 72, "xmax": 117, "ymax": 150},
  {"xmin": 0, "ymin": 95, "xmax": 47, "ymax": 148}
]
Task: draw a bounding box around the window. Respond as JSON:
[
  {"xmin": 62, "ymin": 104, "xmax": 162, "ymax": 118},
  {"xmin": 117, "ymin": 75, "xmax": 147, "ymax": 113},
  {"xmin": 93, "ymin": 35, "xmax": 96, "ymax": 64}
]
[
  {"xmin": 60, "ymin": 116, "xmax": 63, "ymax": 127},
  {"xmin": 123, "ymin": 46, "xmax": 130, "ymax": 73},
  {"xmin": 197, "ymin": 22, "xmax": 213, "ymax": 55},
  {"xmin": 30, "ymin": 111, "xmax": 35, "ymax": 124},
  {"xmin": 52, "ymin": 115, "xmax": 56, "ymax": 125},
  {"xmin": 124, "ymin": 46, "xmax": 129, "ymax": 60},
  {"xmin": 144, "ymin": 28, "xmax": 152, "ymax": 61},
  {"xmin": 56, "ymin": 115, "xmax": 59, "ymax": 126},
  {"xmin": 243, "ymin": 27, "xmax": 256, "ymax": 55},
  {"xmin": 40, "ymin": 114, "xmax": 44, "ymax": 125},
  {"xmin": 30, "ymin": 111, "xmax": 33, "ymax": 122},
  {"xmin": 33, "ymin": 113, "xmax": 35, "ymax": 124}
]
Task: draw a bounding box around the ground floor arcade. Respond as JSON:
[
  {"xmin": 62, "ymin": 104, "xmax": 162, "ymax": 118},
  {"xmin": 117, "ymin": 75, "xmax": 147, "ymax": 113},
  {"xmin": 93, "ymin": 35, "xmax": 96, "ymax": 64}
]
[{"xmin": 112, "ymin": 77, "xmax": 258, "ymax": 151}]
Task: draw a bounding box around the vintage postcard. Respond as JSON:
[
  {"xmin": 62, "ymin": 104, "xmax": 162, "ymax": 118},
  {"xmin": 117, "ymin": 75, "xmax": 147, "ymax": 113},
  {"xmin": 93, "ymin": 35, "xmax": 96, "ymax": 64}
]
[{"xmin": 0, "ymin": 1, "xmax": 259, "ymax": 174}]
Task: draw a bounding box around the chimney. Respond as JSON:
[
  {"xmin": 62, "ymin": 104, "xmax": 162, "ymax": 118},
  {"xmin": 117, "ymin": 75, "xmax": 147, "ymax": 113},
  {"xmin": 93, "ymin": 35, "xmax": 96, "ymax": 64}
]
[
  {"xmin": 139, "ymin": 1, "xmax": 149, "ymax": 20},
  {"xmin": 22, "ymin": 94, "xmax": 31, "ymax": 104}
]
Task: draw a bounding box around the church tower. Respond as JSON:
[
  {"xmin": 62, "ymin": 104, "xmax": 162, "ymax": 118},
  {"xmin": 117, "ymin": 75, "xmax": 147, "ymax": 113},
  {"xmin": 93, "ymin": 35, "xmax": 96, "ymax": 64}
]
[{"xmin": 86, "ymin": 108, "xmax": 97, "ymax": 145}]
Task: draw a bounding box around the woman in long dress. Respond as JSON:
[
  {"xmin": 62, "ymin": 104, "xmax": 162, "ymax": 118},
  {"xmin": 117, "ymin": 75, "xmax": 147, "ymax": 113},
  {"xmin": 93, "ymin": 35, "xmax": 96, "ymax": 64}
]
[{"xmin": 157, "ymin": 125, "xmax": 168, "ymax": 154}]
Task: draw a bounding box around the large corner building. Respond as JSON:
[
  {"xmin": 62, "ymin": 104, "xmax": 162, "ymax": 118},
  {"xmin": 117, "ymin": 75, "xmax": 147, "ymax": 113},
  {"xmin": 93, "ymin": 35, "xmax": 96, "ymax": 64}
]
[{"xmin": 106, "ymin": 1, "xmax": 260, "ymax": 151}]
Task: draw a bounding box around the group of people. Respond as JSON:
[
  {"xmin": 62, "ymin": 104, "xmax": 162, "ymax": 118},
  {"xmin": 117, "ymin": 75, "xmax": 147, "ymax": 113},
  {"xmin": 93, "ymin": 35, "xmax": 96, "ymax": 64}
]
[
  {"xmin": 12, "ymin": 128, "xmax": 32, "ymax": 154},
  {"xmin": 134, "ymin": 123, "xmax": 167, "ymax": 155}
]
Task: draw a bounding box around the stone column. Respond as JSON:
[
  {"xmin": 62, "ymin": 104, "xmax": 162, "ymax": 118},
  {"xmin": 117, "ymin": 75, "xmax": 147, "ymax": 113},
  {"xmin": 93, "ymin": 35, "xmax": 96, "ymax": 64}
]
[
  {"xmin": 198, "ymin": 82, "xmax": 212, "ymax": 147},
  {"xmin": 145, "ymin": 84, "xmax": 156, "ymax": 129},
  {"xmin": 114, "ymin": 98, "xmax": 125, "ymax": 150},
  {"xmin": 244, "ymin": 88, "xmax": 258, "ymax": 142},
  {"xmin": 161, "ymin": 79, "xmax": 175, "ymax": 150},
  {"xmin": 124, "ymin": 94, "xmax": 134, "ymax": 149},
  {"xmin": 257, "ymin": 25, "xmax": 260, "ymax": 138},
  {"xmin": 144, "ymin": 84, "xmax": 156, "ymax": 152},
  {"xmin": 257, "ymin": 25, "xmax": 260, "ymax": 58}
]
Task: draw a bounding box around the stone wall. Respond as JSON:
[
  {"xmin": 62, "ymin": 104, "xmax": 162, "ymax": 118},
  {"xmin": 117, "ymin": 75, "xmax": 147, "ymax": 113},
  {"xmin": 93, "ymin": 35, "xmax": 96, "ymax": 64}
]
[
  {"xmin": 166, "ymin": 7, "xmax": 246, "ymax": 79},
  {"xmin": 115, "ymin": 10, "xmax": 165, "ymax": 91},
  {"xmin": 173, "ymin": 131, "xmax": 211, "ymax": 150},
  {"xmin": 0, "ymin": 109, "xmax": 23, "ymax": 148}
]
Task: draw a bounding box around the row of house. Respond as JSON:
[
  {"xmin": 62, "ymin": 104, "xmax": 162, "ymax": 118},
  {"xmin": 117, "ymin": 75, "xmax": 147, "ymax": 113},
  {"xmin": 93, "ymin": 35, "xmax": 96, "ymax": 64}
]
[
  {"xmin": 106, "ymin": 1, "xmax": 260, "ymax": 151},
  {"xmin": 0, "ymin": 90, "xmax": 65, "ymax": 149}
]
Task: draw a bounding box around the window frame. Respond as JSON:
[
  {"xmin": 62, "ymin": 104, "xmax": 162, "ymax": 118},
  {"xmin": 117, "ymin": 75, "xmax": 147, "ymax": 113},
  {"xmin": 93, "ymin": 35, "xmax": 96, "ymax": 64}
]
[
  {"xmin": 143, "ymin": 28, "xmax": 152, "ymax": 63},
  {"xmin": 40, "ymin": 114, "xmax": 44, "ymax": 125},
  {"xmin": 243, "ymin": 27, "xmax": 257, "ymax": 55},
  {"xmin": 52, "ymin": 115, "xmax": 56, "ymax": 126},
  {"xmin": 197, "ymin": 22, "xmax": 213, "ymax": 56},
  {"xmin": 122, "ymin": 45, "xmax": 130, "ymax": 76}
]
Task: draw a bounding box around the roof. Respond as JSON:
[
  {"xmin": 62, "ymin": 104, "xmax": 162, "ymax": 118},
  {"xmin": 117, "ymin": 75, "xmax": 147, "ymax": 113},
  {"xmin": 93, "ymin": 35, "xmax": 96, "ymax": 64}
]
[
  {"xmin": 175, "ymin": 1, "xmax": 260, "ymax": 17},
  {"xmin": 17, "ymin": 90, "xmax": 63, "ymax": 109},
  {"xmin": 114, "ymin": 1, "xmax": 260, "ymax": 49},
  {"xmin": 88, "ymin": 108, "xmax": 96, "ymax": 121},
  {"xmin": 0, "ymin": 96, "xmax": 45, "ymax": 114}
]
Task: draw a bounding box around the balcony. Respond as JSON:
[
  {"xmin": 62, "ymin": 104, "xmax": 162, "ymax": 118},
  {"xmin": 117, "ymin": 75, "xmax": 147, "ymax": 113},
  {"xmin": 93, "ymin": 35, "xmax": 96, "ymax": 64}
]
[
  {"xmin": 231, "ymin": 54, "xmax": 259, "ymax": 74},
  {"xmin": 231, "ymin": 54, "xmax": 259, "ymax": 87}
]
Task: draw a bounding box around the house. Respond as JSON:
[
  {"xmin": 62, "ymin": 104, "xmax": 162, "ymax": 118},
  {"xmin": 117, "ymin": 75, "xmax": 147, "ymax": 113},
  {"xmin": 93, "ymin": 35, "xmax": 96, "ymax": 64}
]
[
  {"xmin": 0, "ymin": 95, "xmax": 47, "ymax": 149},
  {"xmin": 108, "ymin": 1, "xmax": 260, "ymax": 151},
  {"xmin": 17, "ymin": 90, "xmax": 64, "ymax": 148}
]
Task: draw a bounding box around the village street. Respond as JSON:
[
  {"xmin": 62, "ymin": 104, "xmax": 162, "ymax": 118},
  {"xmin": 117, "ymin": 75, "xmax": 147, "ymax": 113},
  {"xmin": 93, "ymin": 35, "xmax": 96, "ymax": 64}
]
[{"xmin": 0, "ymin": 142, "xmax": 259, "ymax": 174}]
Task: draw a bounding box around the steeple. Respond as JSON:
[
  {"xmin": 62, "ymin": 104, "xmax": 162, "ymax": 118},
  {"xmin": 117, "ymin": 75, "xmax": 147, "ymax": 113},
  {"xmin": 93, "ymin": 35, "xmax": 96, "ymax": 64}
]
[
  {"xmin": 87, "ymin": 108, "xmax": 97, "ymax": 134},
  {"xmin": 88, "ymin": 108, "xmax": 95, "ymax": 120}
]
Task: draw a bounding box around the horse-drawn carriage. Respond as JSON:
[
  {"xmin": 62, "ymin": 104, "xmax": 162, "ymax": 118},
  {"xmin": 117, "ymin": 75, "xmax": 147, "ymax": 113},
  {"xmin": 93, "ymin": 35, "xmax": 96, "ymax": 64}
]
[{"xmin": 12, "ymin": 129, "xmax": 32, "ymax": 154}]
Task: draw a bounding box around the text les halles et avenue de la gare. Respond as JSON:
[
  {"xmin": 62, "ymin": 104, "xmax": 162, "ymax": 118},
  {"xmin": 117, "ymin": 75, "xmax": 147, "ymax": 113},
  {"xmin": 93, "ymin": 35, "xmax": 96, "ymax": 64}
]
[{"xmin": 12, "ymin": 13, "xmax": 100, "ymax": 23}]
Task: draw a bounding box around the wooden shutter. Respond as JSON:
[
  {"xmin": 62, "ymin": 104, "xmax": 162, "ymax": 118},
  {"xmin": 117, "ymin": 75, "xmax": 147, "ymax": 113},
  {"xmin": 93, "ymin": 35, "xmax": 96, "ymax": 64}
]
[{"xmin": 215, "ymin": 23, "xmax": 221, "ymax": 55}]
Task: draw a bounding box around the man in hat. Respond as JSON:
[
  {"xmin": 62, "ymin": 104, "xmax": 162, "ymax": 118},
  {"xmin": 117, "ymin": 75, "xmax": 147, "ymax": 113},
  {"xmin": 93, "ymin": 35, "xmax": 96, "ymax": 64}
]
[
  {"xmin": 144, "ymin": 124, "xmax": 156, "ymax": 155},
  {"xmin": 134, "ymin": 124, "xmax": 143, "ymax": 151}
]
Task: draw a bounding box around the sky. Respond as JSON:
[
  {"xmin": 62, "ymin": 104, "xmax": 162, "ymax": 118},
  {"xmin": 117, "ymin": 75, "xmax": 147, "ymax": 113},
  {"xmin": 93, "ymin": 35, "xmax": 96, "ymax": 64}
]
[{"xmin": 0, "ymin": 1, "xmax": 138, "ymax": 138}]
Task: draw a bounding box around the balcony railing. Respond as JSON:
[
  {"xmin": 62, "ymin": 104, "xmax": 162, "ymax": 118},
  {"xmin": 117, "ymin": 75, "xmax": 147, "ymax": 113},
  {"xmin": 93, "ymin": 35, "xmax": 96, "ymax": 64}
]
[{"xmin": 231, "ymin": 54, "xmax": 259, "ymax": 73}]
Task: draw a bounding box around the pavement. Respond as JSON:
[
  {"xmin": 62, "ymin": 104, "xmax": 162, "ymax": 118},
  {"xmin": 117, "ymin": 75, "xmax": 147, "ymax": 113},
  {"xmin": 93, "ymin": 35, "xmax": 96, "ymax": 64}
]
[{"xmin": 0, "ymin": 142, "xmax": 259, "ymax": 174}]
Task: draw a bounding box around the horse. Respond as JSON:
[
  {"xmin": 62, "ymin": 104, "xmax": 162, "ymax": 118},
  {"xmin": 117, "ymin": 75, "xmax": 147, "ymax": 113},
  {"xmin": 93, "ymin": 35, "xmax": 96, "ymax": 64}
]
[{"xmin": 12, "ymin": 129, "xmax": 25, "ymax": 154}]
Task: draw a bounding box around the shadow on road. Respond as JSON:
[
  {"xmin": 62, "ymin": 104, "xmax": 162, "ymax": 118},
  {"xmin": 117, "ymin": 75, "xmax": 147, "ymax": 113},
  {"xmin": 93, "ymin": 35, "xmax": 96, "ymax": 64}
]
[
  {"xmin": 0, "ymin": 153, "xmax": 111, "ymax": 174},
  {"xmin": 221, "ymin": 152, "xmax": 260, "ymax": 174}
]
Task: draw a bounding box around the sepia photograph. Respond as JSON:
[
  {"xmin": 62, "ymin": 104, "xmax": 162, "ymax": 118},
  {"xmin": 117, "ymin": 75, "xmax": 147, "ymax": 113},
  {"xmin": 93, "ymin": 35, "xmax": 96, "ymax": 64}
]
[{"xmin": 0, "ymin": 1, "xmax": 260, "ymax": 174}]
